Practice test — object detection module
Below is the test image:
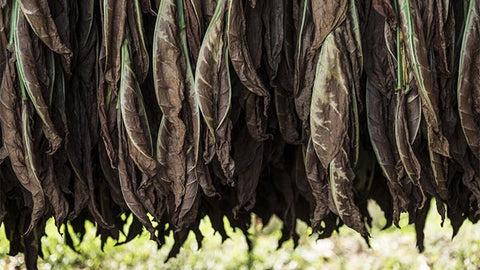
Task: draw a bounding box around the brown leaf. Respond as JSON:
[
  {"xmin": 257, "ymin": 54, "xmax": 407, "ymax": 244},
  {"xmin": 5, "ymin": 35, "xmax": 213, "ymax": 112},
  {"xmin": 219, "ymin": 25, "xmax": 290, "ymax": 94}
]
[
  {"xmin": 14, "ymin": 8, "xmax": 62, "ymax": 153},
  {"xmin": 103, "ymin": 0, "xmax": 127, "ymax": 88},
  {"xmin": 0, "ymin": 53, "xmax": 45, "ymax": 235},
  {"xmin": 120, "ymin": 40, "xmax": 158, "ymax": 179},
  {"xmin": 18, "ymin": 0, "xmax": 72, "ymax": 68},
  {"xmin": 310, "ymin": 27, "xmax": 351, "ymax": 168}
]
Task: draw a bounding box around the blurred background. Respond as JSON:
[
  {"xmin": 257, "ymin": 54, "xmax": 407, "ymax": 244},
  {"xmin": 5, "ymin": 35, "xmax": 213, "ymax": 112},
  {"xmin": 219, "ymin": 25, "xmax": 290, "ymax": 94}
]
[{"xmin": 1, "ymin": 200, "xmax": 479, "ymax": 270}]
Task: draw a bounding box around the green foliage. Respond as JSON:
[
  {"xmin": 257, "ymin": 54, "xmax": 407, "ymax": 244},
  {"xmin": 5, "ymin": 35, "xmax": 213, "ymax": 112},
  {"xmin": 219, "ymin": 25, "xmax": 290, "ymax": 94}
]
[{"xmin": 1, "ymin": 201, "xmax": 480, "ymax": 270}]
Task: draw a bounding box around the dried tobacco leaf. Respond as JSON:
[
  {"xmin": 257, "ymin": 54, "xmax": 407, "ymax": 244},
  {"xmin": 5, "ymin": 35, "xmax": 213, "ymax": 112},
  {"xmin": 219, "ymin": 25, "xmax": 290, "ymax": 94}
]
[
  {"xmin": 458, "ymin": 0, "xmax": 480, "ymax": 160},
  {"xmin": 0, "ymin": 51, "xmax": 45, "ymax": 235},
  {"xmin": 14, "ymin": 5, "xmax": 62, "ymax": 153},
  {"xmin": 329, "ymin": 148, "xmax": 368, "ymax": 238},
  {"xmin": 184, "ymin": 0, "xmax": 203, "ymax": 64},
  {"xmin": 262, "ymin": 0, "xmax": 284, "ymax": 82},
  {"xmin": 195, "ymin": 0, "xmax": 234, "ymax": 183},
  {"xmin": 398, "ymin": 0, "xmax": 449, "ymax": 158},
  {"xmin": 304, "ymin": 139, "xmax": 329, "ymax": 229},
  {"xmin": 310, "ymin": 0, "xmax": 348, "ymax": 53},
  {"xmin": 394, "ymin": 91, "xmax": 426, "ymax": 207},
  {"xmin": 294, "ymin": 0, "xmax": 316, "ymax": 128},
  {"xmin": 274, "ymin": 90, "xmax": 300, "ymax": 144},
  {"xmin": 153, "ymin": 0, "xmax": 187, "ymax": 208},
  {"xmin": 227, "ymin": 0, "xmax": 269, "ymax": 110},
  {"xmin": 117, "ymin": 108, "xmax": 158, "ymax": 244},
  {"xmin": 103, "ymin": 0, "xmax": 127, "ymax": 88},
  {"xmin": 120, "ymin": 39, "xmax": 157, "ymax": 179},
  {"xmin": 127, "ymin": 0, "xmax": 149, "ymax": 83},
  {"xmin": 310, "ymin": 27, "xmax": 351, "ymax": 168},
  {"xmin": 18, "ymin": 0, "xmax": 72, "ymax": 67},
  {"xmin": 195, "ymin": 0, "xmax": 228, "ymax": 137},
  {"xmin": 232, "ymin": 124, "xmax": 263, "ymax": 216}
]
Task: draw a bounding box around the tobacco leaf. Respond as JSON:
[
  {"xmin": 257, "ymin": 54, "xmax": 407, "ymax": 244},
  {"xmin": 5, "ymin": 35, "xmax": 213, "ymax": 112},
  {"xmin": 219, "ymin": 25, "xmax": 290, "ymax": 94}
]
[
  {"xmin": 195, "ymin": 0, "xmax": 234, "ymax": 183},
  {"xmin": 245, "ymin": 0, "xmax": 263, "ymax": 69},
  {"xmin": 329, "ymin": 148, "xmax": 368, "ymax": 238},
  {"xmin": 458, "ymin": 0, "xmax": 480, "ymax": 160},
  {"xmin": 120, "ymin": 39, "xmax": 157, "ymax": 179},
  {"xmin": 232, "ymin": 124, "xmax": 263, "ymax": 216},
  {"xmin": 344, "ymin": 2, "xmax": 362, "ymax": 165},
  {"xmin": 372, "ymin": 0, "xmax": 396, "ymax": 24},
  {"xmin": 178, "ymin": 0, "xmax": 217, "ymax": 225},
  {"xmin": 153, "ymin": 0, "xmax": 187, "ymax": 208},
  {"xmin": 18, "ymin": 0, "xmax": 72, "ymax": 68},
  {"xmin": 366, "ymin": 82, "xmax": 408, "ymax": 221},
  {"xmin": 293, "ymin": 0, "xmax": 316, "ymax": 128},
  {"xmin": 214, "ymin": 46, "xmax": 235, "ymax": 184},
  {"xmin": 126, "ymin": 0, "xmax": 149, "ymax": 83},
  {"xmin": 97, "ymin": 38, "xmax": 118, "ymax": 168},
  {"xmin": 195, "ymin": 0, "xmax": 227, "ymax": 137},
  {"xmin": 227, "ymin": 0, "xmax": 269, "ymax": 109},
  {"xmin": 398, "ymin": 0, "xmax": 449, "ymax": 158},
  {"xmin": 262, "ymin": 0, "xmax": 284, "ymax": 82},
  {"xmin": 14, "ymin": 7, "xmax": 62, "ymax": 153},
  {"xmin": 242, "ymin": 87, "xmax": 269, "ymax": 141},
  {"xmin": 310, "ymin": 0, "xmax": 348, "ymax": 53},
  {"xmin": 21, "ymin": 99, "xmax": 70, "ymax": 228},
  {"xmin": 44, "ymin": 155, "xmax": 69, "ymax": 227},
  {"xmin": 274, "ymin": 89, "xmax": 300, "ymax": 144},
  {"xmin": 182, "ymin": 4, "xmax": 217, "ymax": 199},
  {"xmin": 48, "ymin": 0, "xmax": 73, "ymax": 72},
  {"xmin": 310, "ymin": 27, "xmax": 351, "ymax": 168},
  {"xmin": 305, "ymin": 139, "xmax": 330, "ymax": 230},
  {"xmin": 103, "ymin": 0, "xmax": 127, "ymax": 88},
  {"xmin": 406, "ymin": 87, "xmax": 421, "ymax": 143},
  {"xmin": 176, "ymin": 152, "xmax": 201, "ymax": 227},
  {"xmin": 432, "ymin": 0, "xmax": 454, "ymax": 76},
  {"xmin": 394, "ymin": 91, "xmax": 426, "ymax": 207},
  {"xmin": 184, "ymin": 0, "xmax": 203, "ymax": 64},
  {"xmin": 363, "ymin": 7, "xmax": 408, "ymax": 221},
  {"xmin": 117, "ymin": 109, "xmax": 159, "ymax": 244},
  {"xmin": 0, "ymin": 51, "xmax": 45, "ymax": 235},
  {"xmin": 294, "ymin": 0, "xmax": 350, "ymax": 130},
  {"xmin": 344, "ymin": 0, "xmax": 363, "ymax": 109}
]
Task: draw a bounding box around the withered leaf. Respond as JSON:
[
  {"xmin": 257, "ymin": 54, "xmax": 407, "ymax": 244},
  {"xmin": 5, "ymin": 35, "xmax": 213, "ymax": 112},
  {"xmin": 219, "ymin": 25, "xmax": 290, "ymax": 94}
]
[
  {"xmin": 310, "ymin": 27, "xmax": 351, "ymax": 168},
  {"xmin": 458, "ymin": 0, "xmax": 480, "ymax": 159},
  {"xmin": 14, "ymin": 7, "xmax": 62, "ymax": 153},
  {"xmin": 305, "ymin": 139, "xmax": 329, "ymax": 230},
  {"xmin": 18, "ymin": 0, "xmax": 72, "ymax": 67},
  {"xmin": 153, "ymin": 0, "xmax": 187, "ymax": 208},
  {"xmin": 103, "ymin": 0, "xmax": 127, "ymax": 88},
  {"xmin": 310, "ymin": 0, "xmax": 348, "ymax": 53},
  {"xmin": 0, "ymin": 52, "xmax": 45, "ymax": 235},
  {"xmin": 227, "ymin": 0, "xmax": 269, "ymax": 109},
  {"xmin": 120, "ymin": 39, "xmax": 157, "ymax": 179},
  {"xmin": 398, "ymin": 0, "xmax": 449, "ymax": 158},
  {"xmin": 394, "ymin": 91, "xmax": 426, "ymax": 207},
  {"xmin": 329, "ymin": 148, "xmax": 368, "ymax": 238},
  {"xmin": 195, "ymin": 0, "xmax": 234, "ymax": 183}
]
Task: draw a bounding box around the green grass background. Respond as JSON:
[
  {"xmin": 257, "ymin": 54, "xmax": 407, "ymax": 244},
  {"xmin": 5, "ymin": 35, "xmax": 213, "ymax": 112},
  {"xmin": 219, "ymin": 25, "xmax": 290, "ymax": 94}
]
[{"xmin": 1, "ymin": 201, "xmax": 479, "ymax": 270}]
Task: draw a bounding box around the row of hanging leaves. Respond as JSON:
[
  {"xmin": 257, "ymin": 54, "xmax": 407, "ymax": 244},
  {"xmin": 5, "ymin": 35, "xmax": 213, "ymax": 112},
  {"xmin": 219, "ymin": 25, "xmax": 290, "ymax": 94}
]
[{"xmin": 0, "ymin": 0, "xmax": 479, "ymax": 268}]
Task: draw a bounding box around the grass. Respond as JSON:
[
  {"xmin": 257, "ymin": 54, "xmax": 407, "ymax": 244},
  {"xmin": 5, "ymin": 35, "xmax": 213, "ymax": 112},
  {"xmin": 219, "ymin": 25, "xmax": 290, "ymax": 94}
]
[{"xmin": 1, "ymin": 200, "xmax": 480, "ymax": 270}]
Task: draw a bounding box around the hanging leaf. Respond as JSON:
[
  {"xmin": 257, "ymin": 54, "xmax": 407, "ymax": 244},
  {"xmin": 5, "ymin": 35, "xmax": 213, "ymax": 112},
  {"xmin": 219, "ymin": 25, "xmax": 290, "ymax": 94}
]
[
  {"xmin": 310, "ymin": 27, "xmax": 350, "ymax": 168},
  {"xmin": 458, "ymin": 0, "xmax": 480, "ymax": 160}
]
